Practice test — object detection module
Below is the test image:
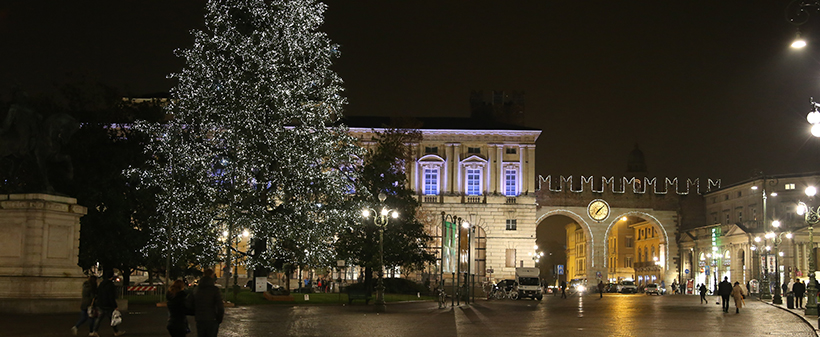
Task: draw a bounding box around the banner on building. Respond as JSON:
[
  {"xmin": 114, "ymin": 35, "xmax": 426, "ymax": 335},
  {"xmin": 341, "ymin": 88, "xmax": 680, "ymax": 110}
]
[{"xmin": 442, "ymin": 220, "xmax": 458, "ymax": 273}]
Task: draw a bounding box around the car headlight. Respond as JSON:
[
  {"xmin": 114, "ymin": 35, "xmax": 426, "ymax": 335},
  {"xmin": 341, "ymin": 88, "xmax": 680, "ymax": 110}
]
[{"xmin": 577, "ymin": 285, "xmax": 586, "ymax": 292}]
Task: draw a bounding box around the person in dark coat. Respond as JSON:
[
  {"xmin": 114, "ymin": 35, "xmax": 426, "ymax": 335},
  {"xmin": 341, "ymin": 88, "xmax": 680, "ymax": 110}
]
[
  {"xmin": 794, "ymin": 280, "xmax": 807, "ymax": 309},
  {"xmin": 71, "ymin": 275, "xmax": 97, "ymax": 335},
  {"xmin": 166, "ymin": 280, "xmax": 190, "ymax": 337},
  {"xmin": 699, "ymin": 283, "xmax": 708, "ymax": 304},
  {"xmin": 560, "ymin": 280, "xmax": 567, "ymax": 298},
  {"xmin": 193, "ymin": 269, "xmax": 224, "ymax": 337},
  {"xmin": 718, "ymin": 276, "xmax": 733, "ymax": 313},
  {"xmin": 92, "ymin": 270, "xmax": 124, "ymax": 336}
]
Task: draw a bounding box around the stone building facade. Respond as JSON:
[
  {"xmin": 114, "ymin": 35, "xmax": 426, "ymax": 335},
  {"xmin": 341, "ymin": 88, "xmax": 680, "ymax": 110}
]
[
  {"xmin": 346, "ymin": 116, "xmax": 540, "ymax": 283},
  {"xmin": 680, "ymin": 174, "xmax": 820, "ymax": 294}
]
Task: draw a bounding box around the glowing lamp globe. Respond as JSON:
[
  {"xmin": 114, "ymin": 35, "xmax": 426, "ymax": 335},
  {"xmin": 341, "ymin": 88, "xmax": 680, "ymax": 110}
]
[
  {"xmin": 812, "ymin": 124, "xmax": 820, "ymax": 137},
  {"xmin": 809, "ymin": 110, "xmax": 820, "ymax": 124}
]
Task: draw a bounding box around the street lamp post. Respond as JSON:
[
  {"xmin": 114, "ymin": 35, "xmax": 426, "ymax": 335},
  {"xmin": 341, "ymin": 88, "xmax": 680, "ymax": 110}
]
[
  {"xmin": 463, "ymin": 220, "xmax": 472, "ymax": 305},
  {"xmin": 767, "ymin": 221, "xmax": 792, "ymax": 305},
  {"xmin": 362, "ymin": 192, "xmax": 398, "ymax": 313},
  {"xmin": 750, "ymin": 238, "xmax": 767, "ymax": 297},
  {"xmin": 754, "ymin": 185, "xmax": 774, "ymax": 299},
  {"xmin": 798, "ymin": 186, "xmax": 819, "ymax": 316}
]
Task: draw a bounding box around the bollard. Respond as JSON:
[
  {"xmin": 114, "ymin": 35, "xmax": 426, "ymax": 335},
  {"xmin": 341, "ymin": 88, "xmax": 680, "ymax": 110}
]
[{"xmin": 304, "ymin": 294, "xmax": 309, "ymax": 301}]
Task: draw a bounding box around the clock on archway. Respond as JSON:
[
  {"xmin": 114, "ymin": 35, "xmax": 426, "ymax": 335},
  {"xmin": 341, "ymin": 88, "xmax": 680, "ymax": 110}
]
[{"xmin": 587, "ymin": 199, "xmax": 610, "ymax": 222}]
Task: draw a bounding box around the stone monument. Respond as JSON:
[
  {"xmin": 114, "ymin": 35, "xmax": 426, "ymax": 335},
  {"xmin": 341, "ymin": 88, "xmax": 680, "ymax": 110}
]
[{"xmin": 0, "ymin": 194, "xmax": 87, "ymax": 313}]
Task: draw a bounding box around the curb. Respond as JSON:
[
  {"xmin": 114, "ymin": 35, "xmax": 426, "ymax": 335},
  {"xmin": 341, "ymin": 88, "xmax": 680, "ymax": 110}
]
[{"xmin": 759, "ymin": 298, "xmax": 819, "ymax": 336}]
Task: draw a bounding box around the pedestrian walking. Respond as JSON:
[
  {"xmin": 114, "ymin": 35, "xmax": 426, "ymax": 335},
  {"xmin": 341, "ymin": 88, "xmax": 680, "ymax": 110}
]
[
  {"xmin": 560, "ymin": 280, "xmax": 567, "ymax": 299},
  {"xmin": 166, "ymin": 280, "xmax": 191, "ymax": 337},
  {"xmin": 794, "ymin": 279, "xmax": 806, "ymax": 309},
  {"xmin": 731, "ymin": 281, "xmax": 745, "ymax": 313},
  {"xmin": 92, "ymin": 270, "xmax": 125, "ymax": 336},
  {"xmin": 782, "ymin": 281, "xmax": 790, "ymax": 298},
  {"xmin": 699, "ymin": 283, "xmax": 708, "ymax": 304},
  {"xmin": 597, "ymin": 281, "xmax": 604, "ymax": 298},
  {"xmin": 718, "ymin": 276, "xmax": 733, "ymax": 313},
  {"xmin": 660, "ymin": 280, "xmax": 666, "ymax": 295},
  {"xmin": 71, "ymin": 275, "xmax": 97, "ymax": 336},
  {"xmin": 192, "ymin": 269, "xmax": 224, "ymax": 337}
]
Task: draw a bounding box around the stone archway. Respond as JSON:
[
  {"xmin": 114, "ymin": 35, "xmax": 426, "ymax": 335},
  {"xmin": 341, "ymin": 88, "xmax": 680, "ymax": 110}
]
[{"xmin": 536, "ymin": 206, "xmax": 679, "ymax": 286}]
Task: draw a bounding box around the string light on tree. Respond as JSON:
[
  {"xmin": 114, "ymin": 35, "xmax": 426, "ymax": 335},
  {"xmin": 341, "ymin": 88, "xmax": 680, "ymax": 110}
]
[{"xmin": 129, "ymin": 0, "xmax": 363, "ymax": 271}]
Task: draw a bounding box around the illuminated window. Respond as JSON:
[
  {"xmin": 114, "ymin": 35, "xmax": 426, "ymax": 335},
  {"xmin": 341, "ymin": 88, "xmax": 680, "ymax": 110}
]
[
  {"xmin": 786, "ymin": 183, "xmax": 796, "ymax": 190},
  {"xmin": 423, "ymin": 168, "xmax": 439, "ymax": 195},
  {"xmin": 505, "ymin": 169, "xmax": 518, "ymax": 196},
  {"xmin": 466, "ymin": 169, "xmax": 481, "ymax": 196}
]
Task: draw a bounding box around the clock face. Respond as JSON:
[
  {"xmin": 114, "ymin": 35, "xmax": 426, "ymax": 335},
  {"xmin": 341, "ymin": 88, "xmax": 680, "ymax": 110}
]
[{"xmin": 588, "ymin": 199, "xmax": 610, "ymax": 222}]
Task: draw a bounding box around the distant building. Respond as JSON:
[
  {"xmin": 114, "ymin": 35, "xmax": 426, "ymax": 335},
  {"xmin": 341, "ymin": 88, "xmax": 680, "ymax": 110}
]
[{"xmin": 469, "ymin": 90, "xmax": 525, "ymax": 126}]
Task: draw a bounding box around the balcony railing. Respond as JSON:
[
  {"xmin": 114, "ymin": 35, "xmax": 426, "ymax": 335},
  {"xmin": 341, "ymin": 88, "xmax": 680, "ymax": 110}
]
[
  {"xmin": 423, "ymin": 195, "xmax": 438, "ymax": 203},
  {"xmin": 466, "ymin": 196, "xmax": 482, "ymax": 204},
  {"xmin": 506, "ymin": 197, "xmax": 517, "ymax": 204}
]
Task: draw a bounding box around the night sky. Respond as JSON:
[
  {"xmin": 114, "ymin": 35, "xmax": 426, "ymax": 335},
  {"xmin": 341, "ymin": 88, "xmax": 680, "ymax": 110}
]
[{"xmin": 3, "ymin": 0, "xmax": 820, "ymax": 186}]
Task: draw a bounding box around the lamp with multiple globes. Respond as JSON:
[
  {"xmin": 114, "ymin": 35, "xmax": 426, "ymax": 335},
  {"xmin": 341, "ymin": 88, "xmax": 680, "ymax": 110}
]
[
  {"xmin": 362, "ymin": 192, "xmax": 399, "ymax": 313},
  {"xmin": 797, "ymin": 186, "xmax": 819, "ymax": 316}
]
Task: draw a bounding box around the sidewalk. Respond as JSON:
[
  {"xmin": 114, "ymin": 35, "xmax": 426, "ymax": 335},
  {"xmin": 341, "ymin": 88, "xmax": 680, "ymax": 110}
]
[{"xmin": 761, "ymin": 296, "xmax": 820, "ymax": 334}]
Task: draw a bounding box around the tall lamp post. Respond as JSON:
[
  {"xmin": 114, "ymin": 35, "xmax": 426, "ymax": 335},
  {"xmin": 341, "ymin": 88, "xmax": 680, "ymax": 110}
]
[
  {"xmin": 462, "ymin": 220, "xmax": 473, "ymax": 305},
  {"xmin": 753, "ymin": 184, "xmax": 775, "ymax": 299},
  {"xmin": 750, "ymin": 237, "xmax": 770, "ymax": 298},
  {"xmin": 362, "ymin": 192, "xmax": 398, "ymax": 313},
  {"xmin": 798, "ymin": 186, "xmax": 819, "ymax": 316},
  {"xmin": 765, "ymin": 221, "xmax": 792, "ymax": 305}
]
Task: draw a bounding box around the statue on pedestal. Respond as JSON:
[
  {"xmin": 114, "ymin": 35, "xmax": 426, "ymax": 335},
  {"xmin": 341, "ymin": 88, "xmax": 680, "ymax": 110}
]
[{"xmin": 0, "ymin": 92, "xmax": 79, "ymax": 193}]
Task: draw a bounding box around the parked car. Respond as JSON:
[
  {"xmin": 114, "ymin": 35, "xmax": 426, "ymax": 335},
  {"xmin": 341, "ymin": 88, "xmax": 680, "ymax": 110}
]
[
  {"xmin": 618, "ymin": 280, "xmax": 638, "ymax": 293},
  {"xmin": 644, "ymin": 283, "xmax": 660, "ymax": 295},
  {"xmin": 606, "ymin": 283, "xmax": 619, "ymax": 293}
]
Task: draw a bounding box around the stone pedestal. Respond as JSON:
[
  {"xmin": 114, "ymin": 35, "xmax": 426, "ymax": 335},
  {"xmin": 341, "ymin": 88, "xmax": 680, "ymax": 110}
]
[{"xmin": 0, "ymin": 194, "xmax": 87, "ymax": 313}]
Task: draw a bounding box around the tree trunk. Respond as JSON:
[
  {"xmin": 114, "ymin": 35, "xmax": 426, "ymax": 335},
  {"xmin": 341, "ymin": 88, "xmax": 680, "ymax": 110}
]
[
  {"xmin": 365, "ymin": 266, "xmax": 373, "ymax": 294},
  {"xmin": 122, "ymin": 268, "xmax": 132, "ymax": 288}
]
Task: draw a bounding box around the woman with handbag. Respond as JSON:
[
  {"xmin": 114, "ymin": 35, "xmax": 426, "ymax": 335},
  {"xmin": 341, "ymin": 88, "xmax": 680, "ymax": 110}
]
[
  {"xmin": 91, "ymin": 270, "xmax": 125, "ymax": 336},
  {"xmin": 166, "ymin": 280, "xmax": 191, "ymax": 337},
  {"xmin": 71, "ymin": 275, "xmax": 97, "ymax": 336}
]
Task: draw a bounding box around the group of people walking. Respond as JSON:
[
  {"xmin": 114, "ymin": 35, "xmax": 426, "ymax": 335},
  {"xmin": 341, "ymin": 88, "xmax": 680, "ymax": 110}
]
[
  {"xmin": 167, "ymin": 268, "xmax": 225, "ymax": 337},
  {"xmin": 70, "ymin": 271, "xmax": 125, "ymax": 336},
  {"xmin": 716, "ymin": 276, "xmax": 747, "ymax": 313},
  {"xmin": 697, "ymin": 277, "xmax": 748, "ymax": 313},
  {"xmin": 73, "ymin": 268, "xmax": 225, "ymax": 337}
]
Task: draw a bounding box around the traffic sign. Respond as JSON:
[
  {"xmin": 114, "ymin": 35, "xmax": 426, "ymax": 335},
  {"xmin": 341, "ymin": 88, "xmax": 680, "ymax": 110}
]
[
  {"xmin": 685, "ymin": 268, "xmax": 689, "ymax": 274},
  {"xmin": 557, "ymin": 264, "xmax": 564, "ymax": 275},
  {"xmin": 596, "ymin": 271, "xmax": 602, "ymax": 279}
]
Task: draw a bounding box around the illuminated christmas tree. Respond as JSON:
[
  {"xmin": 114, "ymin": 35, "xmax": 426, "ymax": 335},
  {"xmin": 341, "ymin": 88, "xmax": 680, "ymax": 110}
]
[{"xmin": 131, "ymin": 0, "xmax": 362, "ymax": 272}]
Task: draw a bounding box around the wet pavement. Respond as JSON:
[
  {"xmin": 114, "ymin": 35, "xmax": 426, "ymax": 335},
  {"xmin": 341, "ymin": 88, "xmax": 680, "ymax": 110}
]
[{"xmin": 8, "ymin": 292, "xmax": 817, "ymax": 336}]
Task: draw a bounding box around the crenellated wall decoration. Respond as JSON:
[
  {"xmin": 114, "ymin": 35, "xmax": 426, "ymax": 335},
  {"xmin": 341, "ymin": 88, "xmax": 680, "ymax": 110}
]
[{"xmin": 537, "ymin": 175, "xmax": 721, "ymax": 195}]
